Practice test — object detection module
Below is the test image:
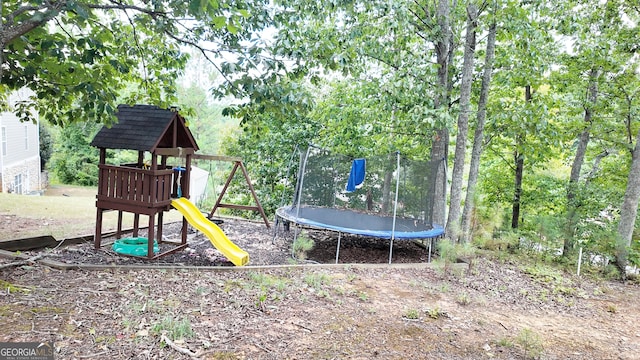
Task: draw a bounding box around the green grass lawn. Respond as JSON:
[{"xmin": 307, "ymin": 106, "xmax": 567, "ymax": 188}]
[{"xmin": 0, "ymin": 185, "xmax": 183, "ymax": 241}]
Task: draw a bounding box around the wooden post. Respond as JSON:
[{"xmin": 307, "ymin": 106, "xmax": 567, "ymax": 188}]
[
  {"xmin": 137, "ymin": 151, "xmax": 144, "ymax": 167},
  {"xmin": 184, "ymin": 153, "xmax": 192, "ymax": 199},
  {"xmin": 94, "ymin": 209, "xmax": 103, "ymax": 249},
  {"xmin": 132, "ymin": 212, "xmax": 139, "ymax": 237},
  {"xmin": 147, "ymin": 213, "xmax": 155, "ymax": 259},
  {"xmin": 94, "ymin": 148, "xmax": 107, "ymax": 250},
  {"xmin": 119, "ymin": 211, "xmax": 125, "ymax": 238},
  {"xmin": 158, "ymin": 211, "xmax": 164, "ymax": 244}
]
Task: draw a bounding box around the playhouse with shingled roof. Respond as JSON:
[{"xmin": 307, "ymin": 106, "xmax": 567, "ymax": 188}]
[{"xmin": 90, "ymin": 104, "xmax": 198, "ymax": 259}]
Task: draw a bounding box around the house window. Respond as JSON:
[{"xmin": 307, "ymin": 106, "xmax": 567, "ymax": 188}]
[
  {"xmin": 24, "ymin": 125, "xmax": 29, "ymax": 150},
  {"xmin": 1, "ymin": 127, "xmax": 6, "ymax": 156},
  {"xmin": 14, "ymin": 174, "xmax": 22, "ymax": 194}
]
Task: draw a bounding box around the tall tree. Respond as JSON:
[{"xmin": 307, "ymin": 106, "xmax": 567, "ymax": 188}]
[
  {"xmin": 485, "ymin": 0, "xmax": 558, "ymax": 230},
  {"xmin": 614, "ymin": 69, "xmax": 640, "ymax": 275},
  {"xmin": 429, "ymin": 0, "xmax": 455, "ymax": 228},
  {"xmin": 563, "ymin": 68, "xmax": 600, "ymax": 255},
  {"xmin": 554, "ymin": 0, "xmax": 639, "ymax": 258},
  {"xmin": 460, "ymin": 12, "xmax": 497, "ymax": 243},
  {"xmin": 447, "ymin": 3, "xmax": 479, "ymax": 240},
  {"xmin": 511, "ymin": 86, "xmax": 530, "ymax": 229},
  {"xmin": 616, "ymin": 126, "xmax": 640, "ymax": 276}
]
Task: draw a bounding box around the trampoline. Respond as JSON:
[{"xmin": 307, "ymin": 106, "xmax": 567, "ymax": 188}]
[
  {"xmin": 275, "ymin": 146, "xmax": 446, "ymax": 264},
  {"xmin": 276, "ymin": 205, "xmax": 444, "ymax": 240}
]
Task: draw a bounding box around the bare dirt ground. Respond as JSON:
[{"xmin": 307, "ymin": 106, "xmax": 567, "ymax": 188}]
[{"xmin": 1, "ymin": 216, "xmax": 640, "ymax": 359}]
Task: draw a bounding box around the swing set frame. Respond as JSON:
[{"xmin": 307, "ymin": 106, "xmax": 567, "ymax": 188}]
[{"xmin": 192, "ymin": 154, "xmax": 270, "ymax": 228}]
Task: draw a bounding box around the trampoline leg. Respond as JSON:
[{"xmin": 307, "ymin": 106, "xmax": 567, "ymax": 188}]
[
  {"xmin": 272, "ymin": 216, "xmax": 280, "ymax": 245},
  {"xmin": 335, "ymin": 232, "xmax": 341, "ymax": 264},
  {"xmin": 291, "ymin": 226, "xmax": 300, "ymax": 258},
  {"xmin": 428, "ymin": 238, "xmax": 432, "ymax": 263},
  {"xmin": 388, "ymin": 238, "xmax": 394, "ymax": 265}
]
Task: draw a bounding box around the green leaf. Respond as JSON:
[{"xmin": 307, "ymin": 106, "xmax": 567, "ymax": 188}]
[
  {"xmin": 226, "ymin": 21, "xmax": 239, "ymax": 35},
  {"xmin": 212, "ymin": 16, "xmax": 226, "ymax": 29}
]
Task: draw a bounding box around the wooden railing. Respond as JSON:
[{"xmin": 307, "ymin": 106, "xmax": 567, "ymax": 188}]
[{"xmin": 96, "ymin": 164, "xmax": 174, "ymax": 208}]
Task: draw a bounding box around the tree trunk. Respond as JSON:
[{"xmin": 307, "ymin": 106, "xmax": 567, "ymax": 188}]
[
  {"xmin": 511, "ymin": 85, "xmax": 531, "ymax": 229},
  {"xmin": 431, "ymin": 130, "xmax": 448, "ymax": 227},
  {"xmin": 447, "ymin": 4, "xmax": 478, "ymax": 241},
  {"xmin": 615, "ymin": 128, "xmax": 640, "ymax": 276},
  {"xmin": 511, "ymin": 146, "xmax": 524, "ymax": 229},
  {"xmin": 429, "ymin": 0, "xmax": 453, "ymax": 228},
  {"xmin": 563, "ymin": 68, "xmax": 599, "ymax": 256},
  {"xmin": 461, "ymin": 19, "xmax": 497, "ymax": 243}
]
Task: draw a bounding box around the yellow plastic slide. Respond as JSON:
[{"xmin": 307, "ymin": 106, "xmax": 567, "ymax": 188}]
[{"xmin": 171, "ymin": 197, "xmax": 249, "ymax": 266}]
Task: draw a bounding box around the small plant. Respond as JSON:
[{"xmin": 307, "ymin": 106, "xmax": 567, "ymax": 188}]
[
  {"xmin": 121, "ymin": 318, "xmax": 134, "ymax": 332},
  {"xmin": 292, "ymin": 232, "xmax": 315, "ymax": 260},
  {"xmin": 223, "ymin": 279, "xmax": 243, "ymax": 293},
  {"xmin": 538, "ymin": 289, "xmax": 549, "ymax": 303},
  {"xmin": 152, "ymin": 316, "xmax": 194, "ymax": 341},
  {"xmin": 606, "ymin": 304, "xmax": 617, "ymax": 313},
  {"xmin": 208, "ymin": 352, "xmax": 240, "ymax": 360},
  {"xmin": 456, "ymin": 292, "xmax": 471, "ymax": 306},
  {"xmin": 195, "ymin": 286, "xmax": 209, "ymax": 296},
  {"xmin": 357, "ymin": 291, "xmax": 368, "ymax": 302},
  {"xmin": 435, "ymin": 239, "xmax": 478, "ymax": 274},
  {"xmin": 304, "ymin": 272, "xmax": 330, "ymax": 290},
  {"xmin": 273, "ymin": 278, "xmax": 289, "ymax": 293},
  {"xmin": 132, "ymin": 299, "xmax": 158, "ymax": 314},
  {"xmin": 524, "ymin": 264, "xmax": 563, "ymax": 284},
  {"xmin": 496, "ymin": 337, "xmax": 514, "ymax": 348},
  {"xmin": 255, "ymin": 291, "xmax": 268, "ymax": 310},
  {"xmin": 426, "ymin": 307, "xmax": 445, "ymax": 319},
  {"xmin": 516, "ymin": 328, "xmax": 543, "ymax": 359},
  {"xmin": 0, "ymin": 280, "xmax": 31, "ymax": 294},
  {"xmin": 247, "ymin": 272, "xmax": 289, "ymax": 291},
  {"xmin": 436, "ymin": 239, "xmax": 457, "ymax": 266},
  {"xmin": 403, "ymin": 308, "xmax": 420, "ymax": 320},
  {"xmin": 248, "ymin": 272, "xmax": 271, "ymax": 288},
  {"xmin": 552, "ymin": 285, "xmax": 576, "ymax": 296}
]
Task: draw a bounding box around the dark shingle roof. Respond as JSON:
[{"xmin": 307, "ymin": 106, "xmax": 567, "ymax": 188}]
[{"xmin": 90, "ymin": 104, "xmax": 198, "ymax": 151}]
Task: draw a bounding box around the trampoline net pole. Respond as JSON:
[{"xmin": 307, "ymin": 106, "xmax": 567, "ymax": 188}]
[
  {"xmin": 294, "ymin": 146, "xmax": 312, "ymax": 219},
  {"xmin": 335, "ymin": 232, "xmax": 341, "ymax": 264},
  {"xmin": 389, "ymin": 151, "xmax": 401, "ymax": 265},
  {"xmin": 279, "ymin": 145, "xmax": 299, "ymax": 208}
]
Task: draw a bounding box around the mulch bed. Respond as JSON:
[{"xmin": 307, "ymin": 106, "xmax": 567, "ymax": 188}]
[{"xmin": 16, "ymin": 217, "xmax": 436, "ymax": 267}]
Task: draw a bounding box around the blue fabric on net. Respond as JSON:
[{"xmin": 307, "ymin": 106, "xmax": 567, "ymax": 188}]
[{"xmin": 346, "ymin": 158, "xmax": 366, "ymax": 192}]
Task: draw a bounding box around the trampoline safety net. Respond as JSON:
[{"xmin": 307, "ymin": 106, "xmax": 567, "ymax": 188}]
[{"xmin": 279, "ymin": 146, "xmax": 444, "ymax": 239}]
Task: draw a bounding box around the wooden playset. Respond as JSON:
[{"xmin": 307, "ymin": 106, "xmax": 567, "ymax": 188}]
[{"xmin": 90, "ymin": 104, "xmax": 268, "ymax": 261}]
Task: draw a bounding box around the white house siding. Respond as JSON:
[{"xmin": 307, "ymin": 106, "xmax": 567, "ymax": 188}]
[{"xmin": 0, "ymin": 89, "xmax": 42, "ymax": 194}]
